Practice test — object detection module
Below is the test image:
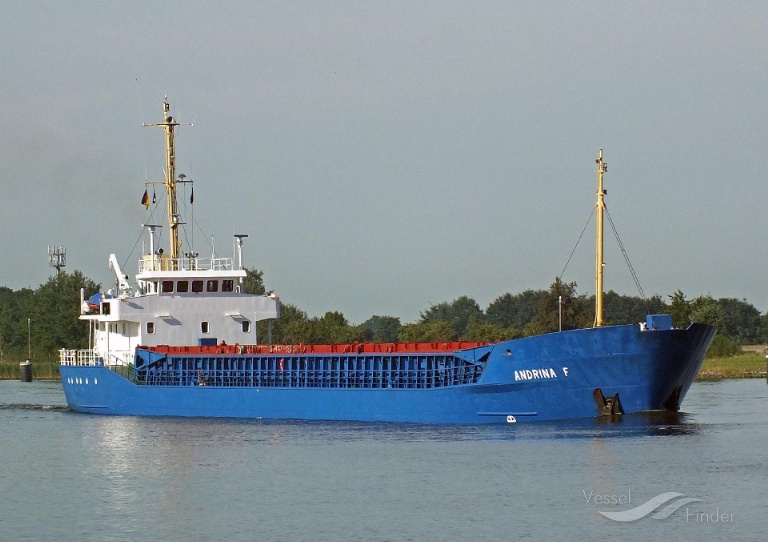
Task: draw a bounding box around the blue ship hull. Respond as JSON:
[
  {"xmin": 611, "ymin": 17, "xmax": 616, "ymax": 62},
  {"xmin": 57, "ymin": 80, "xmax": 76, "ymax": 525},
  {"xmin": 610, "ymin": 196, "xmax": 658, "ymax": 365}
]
[{"xmin": 60, "ymin": 323, "xmax": 715, "ymax": 424}]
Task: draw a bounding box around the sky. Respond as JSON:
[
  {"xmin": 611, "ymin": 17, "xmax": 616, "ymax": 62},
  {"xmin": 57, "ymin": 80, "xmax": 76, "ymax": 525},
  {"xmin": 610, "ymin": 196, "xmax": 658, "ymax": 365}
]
[{"xmin": 1, "ymin": 1, "xmax": 767, "ymax": 324}]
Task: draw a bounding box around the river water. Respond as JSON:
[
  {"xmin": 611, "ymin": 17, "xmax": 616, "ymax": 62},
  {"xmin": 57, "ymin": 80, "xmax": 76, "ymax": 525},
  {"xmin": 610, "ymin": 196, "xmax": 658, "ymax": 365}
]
[{"xmin": 0, "ymin": 379, "xmax": 766, "ymax": 541}]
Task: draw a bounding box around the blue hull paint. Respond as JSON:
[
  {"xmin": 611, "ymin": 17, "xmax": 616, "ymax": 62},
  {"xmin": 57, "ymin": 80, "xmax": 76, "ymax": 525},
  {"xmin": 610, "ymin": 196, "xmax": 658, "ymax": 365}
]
[{"xmin": 60, "ymin": 323, "xmax": 715, "ymax": 424}]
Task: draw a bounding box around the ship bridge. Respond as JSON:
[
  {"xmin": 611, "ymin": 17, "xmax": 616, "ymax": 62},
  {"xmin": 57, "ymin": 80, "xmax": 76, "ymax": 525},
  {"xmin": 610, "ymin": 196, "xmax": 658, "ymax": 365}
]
[{"xmin": 135, "ymin": 254, "xmax": 246, "ymax": 296}]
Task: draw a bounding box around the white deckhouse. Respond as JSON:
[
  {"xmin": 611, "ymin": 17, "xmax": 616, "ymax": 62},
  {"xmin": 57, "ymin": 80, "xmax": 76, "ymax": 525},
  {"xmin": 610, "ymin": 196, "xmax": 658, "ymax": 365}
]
[{"xmin": 62, "ymin": 98, "xmax": 279, "ymax": 367}]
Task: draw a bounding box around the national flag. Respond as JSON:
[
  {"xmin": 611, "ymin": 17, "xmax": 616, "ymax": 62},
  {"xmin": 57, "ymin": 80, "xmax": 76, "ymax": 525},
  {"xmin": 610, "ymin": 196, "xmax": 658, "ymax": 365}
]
[{"xmin": 141, "ymin": 189, "xmax": 149, "ymax": 209}]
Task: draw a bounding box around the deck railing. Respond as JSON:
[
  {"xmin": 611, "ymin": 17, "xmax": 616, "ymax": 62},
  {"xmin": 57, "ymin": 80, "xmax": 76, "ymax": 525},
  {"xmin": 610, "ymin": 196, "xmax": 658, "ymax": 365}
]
[
  {"xmin": 59, "ymin": 349, "xmax": 134, "ymax": 367},
  {"xmin": 59, "ymin": 349, "xmax": 102, "ymax": 366},
  {"xmin": 60, "ymin": 349, "xmax": 137, "ymax": 382},
  {"xmin": 137, "ymin": 256, "xmax": 234, "ymax": 274}
]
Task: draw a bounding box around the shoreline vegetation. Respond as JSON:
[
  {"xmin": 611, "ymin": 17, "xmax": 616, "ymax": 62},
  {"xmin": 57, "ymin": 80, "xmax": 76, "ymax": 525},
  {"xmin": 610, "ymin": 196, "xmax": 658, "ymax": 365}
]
[
  {"xmin": 696, "ymin": 351, "xmax": 767, "ymax": 381},
  {"xmin": 2, "ymin": 352, "xmax": 766, "ymax": 382}
]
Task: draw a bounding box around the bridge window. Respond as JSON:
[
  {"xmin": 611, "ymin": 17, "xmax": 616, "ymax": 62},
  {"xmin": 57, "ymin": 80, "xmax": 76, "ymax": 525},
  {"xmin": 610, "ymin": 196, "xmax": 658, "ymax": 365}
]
[
  {"xmin": 242, "ymin": 320, "xmax": 251, "ymax": 333},
  {"xmin": 162, "ymin": 280, "xmax": 174, "ymax": 293},
  {"xmin": 101, "ymin": 302, "xmax": 111, "ymax": 315},
  {"xmin": 206, "ymin": 280, "xmax": 219, "ymax": 292},
  {"xmin": 222, "ymin": 280, "xmax": 234, "ymax": 292},
  {"xmin": 201, "ymin": 321, "xmax": 210, "ymax": 334},
  {"xmin": 147, "ymin": 322, "xmax": 155, "ymax": 334},
  {"xmin": 192, "ymin": 280, "xmax": 204, "ymax": 293},
  {"xmin": 176, "ymin": 280, "xmax": 189, "ymax": 293}
]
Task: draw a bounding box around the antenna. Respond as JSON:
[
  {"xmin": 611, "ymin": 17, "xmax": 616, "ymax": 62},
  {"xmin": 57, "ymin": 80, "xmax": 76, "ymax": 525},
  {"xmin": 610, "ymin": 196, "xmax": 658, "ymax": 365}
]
[
  {"xmin": 48, "ymin": 246, "xmax": 67, "ymax": 275},
  {"xmin": 234, "ymin": 234, "xmax": 248, "ymax": 270}
]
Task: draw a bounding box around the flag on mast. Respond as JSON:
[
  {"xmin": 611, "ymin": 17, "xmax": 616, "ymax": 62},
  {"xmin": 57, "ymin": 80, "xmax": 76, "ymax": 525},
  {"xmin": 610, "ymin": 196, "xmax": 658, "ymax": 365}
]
[{"xmin": 141, "ymin": 189, "xmax": 149, "ymax": 209}]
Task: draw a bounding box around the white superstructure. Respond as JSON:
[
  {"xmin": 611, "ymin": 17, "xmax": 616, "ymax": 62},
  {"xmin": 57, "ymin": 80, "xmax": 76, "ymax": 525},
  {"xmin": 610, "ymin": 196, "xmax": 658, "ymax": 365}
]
[
  {"xmin": 79, "ymin": 251, "xmax": 279, "ymax": 366},
  {"xmin": 65, "ymin": 97, "xmax": 279, "ymax": 367}
]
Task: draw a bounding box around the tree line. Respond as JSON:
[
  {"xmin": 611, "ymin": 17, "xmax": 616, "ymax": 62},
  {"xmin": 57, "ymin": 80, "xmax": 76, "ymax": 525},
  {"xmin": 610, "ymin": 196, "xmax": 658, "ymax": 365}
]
[
  {"xmin": 0, "ymin": 268, "xmax": 762, "ymax": 362},
  {"xmin": 0, "ymin": 271, "xmax": 98, "ymax": 363}
]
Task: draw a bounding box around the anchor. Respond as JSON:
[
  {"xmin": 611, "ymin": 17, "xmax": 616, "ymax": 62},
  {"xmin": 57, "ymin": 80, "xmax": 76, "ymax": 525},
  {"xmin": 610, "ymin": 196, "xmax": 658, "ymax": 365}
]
[{"xmin": 593, "ymin": 388, "xmax": 623, "ymax": 416}]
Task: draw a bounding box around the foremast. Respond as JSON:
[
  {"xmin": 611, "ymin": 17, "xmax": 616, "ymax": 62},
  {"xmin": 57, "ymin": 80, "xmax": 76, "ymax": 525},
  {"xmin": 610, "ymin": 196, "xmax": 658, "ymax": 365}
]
[
  {"xmin": 144, "ymin": 98, "xmax": 187, "ymax": 261},
  {"xmin": 594, "ymin": 149, "xmax": 607, "ymax": 327}
]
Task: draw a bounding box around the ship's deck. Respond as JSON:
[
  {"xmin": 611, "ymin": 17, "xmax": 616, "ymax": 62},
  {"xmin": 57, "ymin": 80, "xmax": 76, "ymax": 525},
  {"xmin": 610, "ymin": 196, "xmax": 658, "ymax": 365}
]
[{"xmin": 135, "ymin": 342, "xmax": 493, "ymax": 389}]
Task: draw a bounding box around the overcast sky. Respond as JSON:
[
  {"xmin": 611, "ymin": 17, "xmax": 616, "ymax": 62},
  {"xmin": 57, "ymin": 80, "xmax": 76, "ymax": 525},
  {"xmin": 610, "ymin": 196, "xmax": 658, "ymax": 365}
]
[{"xmin": 1, "ymin": 1, "xmax": 767, "ymax": 324}]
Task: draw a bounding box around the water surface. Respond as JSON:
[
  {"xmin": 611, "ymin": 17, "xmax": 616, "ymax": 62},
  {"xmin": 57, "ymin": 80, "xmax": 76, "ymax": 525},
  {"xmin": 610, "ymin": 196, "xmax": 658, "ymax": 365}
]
[{"xmin": 1, "ymin": 379, "xmax": 765, "ymax": 541}]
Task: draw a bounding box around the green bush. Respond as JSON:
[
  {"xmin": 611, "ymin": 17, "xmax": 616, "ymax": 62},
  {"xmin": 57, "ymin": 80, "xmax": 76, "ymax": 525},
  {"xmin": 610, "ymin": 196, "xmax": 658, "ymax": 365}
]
[{"xmin": 705, "ymin": 334, "xmax": 741, "ymax": 358}]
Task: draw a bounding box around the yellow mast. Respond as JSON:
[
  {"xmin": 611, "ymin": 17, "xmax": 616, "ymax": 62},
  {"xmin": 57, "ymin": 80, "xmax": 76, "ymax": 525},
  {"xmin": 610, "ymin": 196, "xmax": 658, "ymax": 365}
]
[
  {"xmin": 594, "ymin": 149, "xmax": 607, "ymax": 327},
  {"xmin": 145, "ymin": 98, "xmax": 182, "ymax": 260}
]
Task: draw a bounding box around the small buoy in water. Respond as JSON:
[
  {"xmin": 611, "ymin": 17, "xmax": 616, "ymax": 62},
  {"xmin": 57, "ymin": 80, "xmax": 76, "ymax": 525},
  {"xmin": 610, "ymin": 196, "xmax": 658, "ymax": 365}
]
[{"xmin": 20, "ymin": 360, "xmax": 32, "ymax": 382}]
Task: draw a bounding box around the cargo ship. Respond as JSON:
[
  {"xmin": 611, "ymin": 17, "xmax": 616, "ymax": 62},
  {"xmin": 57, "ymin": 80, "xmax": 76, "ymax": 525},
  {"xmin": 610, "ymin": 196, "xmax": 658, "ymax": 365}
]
[{"xmin": 59, "ymin": 99, "xmax": 715, "ymax": 423}]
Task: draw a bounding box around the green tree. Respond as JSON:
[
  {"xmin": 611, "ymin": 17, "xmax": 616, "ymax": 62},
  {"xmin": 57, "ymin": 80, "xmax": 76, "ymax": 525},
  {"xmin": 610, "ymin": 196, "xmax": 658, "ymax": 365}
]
[
  {"xmin": 706, "ymin": 335, "xmax": 740, "ymax": 357},
  {"xmin": 689, "ymin": 295, "xmax": 724, "ymax": 328},
  {"xmin": 269, "ymin": 303, "xmax": 314, "ymax": 344},
  {"xmin": 0, "ymin": 286, "xmax": 34, "ymax": 358},
  {"xmin": 486, "ymin": 290, "xmax": 547, "ymax": 330},
  {"xmin": 715, "ymin": 298, "xmax": 761, "ymax": 344},
  {"xmin": 760, "ymin": 313, "xmax": 768, "ymax": 344},
  {"xmin": 602, "ymin": 291, "xmax": 668, "ymax": 325},
  {"xmin": 527, "ymin": 278, "xmax": 590, "ymax": 335},
  {"xmin": 358, "ymin": 315, "xmax": 401, "ymax": 342},
  {"xmin": 241, "ymin": 267, "xmax": 266, "ymax": 295},
  {"xmin": 398, "ymin": 321, "xmax": 455, "ymax": 342},
  {"xmin": 462, "ymin": 318, "xmax": 522, "ymax": 342},
  {"xmin": 313, "ymin": 311, "xmax": 363, "ymax": 344},
  {"xmin": 420, "ymin": 296, "xmax": 483, "ymax": 338},
  {"xmin": 30, "ymin": 271, "xmax": 100, "ymax": 358},
  {"xmin": 668, "ymin": 290, "xmax": 690, "ymax": 328}
]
